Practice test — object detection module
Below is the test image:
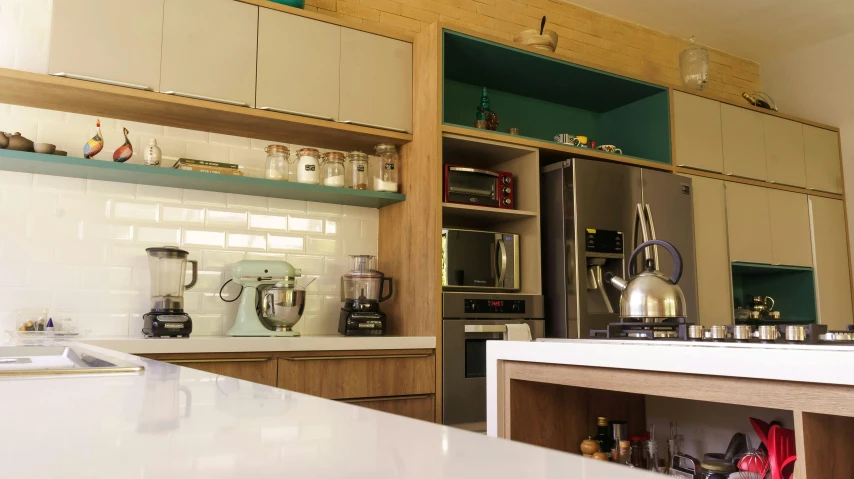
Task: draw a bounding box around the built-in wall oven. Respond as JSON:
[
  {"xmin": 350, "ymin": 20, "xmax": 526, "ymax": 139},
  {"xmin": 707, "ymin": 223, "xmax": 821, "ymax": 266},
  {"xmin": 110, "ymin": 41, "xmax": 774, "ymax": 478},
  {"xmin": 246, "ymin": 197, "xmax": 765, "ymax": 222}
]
[{"xmin": 442, "ymin": 292, "xmax": 544, "ymax": 431}]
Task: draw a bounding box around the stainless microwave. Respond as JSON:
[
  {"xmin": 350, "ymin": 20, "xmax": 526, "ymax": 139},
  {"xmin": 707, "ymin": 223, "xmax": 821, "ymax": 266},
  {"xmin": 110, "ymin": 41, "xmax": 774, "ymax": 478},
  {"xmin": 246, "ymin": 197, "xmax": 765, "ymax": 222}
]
[{"xmin": 441, "ymin": 228, "xmax": 520, "ymax": 291}]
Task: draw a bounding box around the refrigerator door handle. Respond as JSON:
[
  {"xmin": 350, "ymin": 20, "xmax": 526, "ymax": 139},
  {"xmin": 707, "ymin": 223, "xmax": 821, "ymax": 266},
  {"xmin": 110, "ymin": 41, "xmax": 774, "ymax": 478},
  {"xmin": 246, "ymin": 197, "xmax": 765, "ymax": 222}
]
[{"xmin": 644, "ymin": 204, "xmax": 660, "ymax": 270}]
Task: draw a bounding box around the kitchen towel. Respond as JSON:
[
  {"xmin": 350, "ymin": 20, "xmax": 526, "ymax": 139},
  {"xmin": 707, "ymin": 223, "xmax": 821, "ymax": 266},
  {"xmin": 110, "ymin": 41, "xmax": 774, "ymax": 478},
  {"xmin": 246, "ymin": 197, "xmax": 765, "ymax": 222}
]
[{"xmin": 504, "ymin": 324, "xmax": 532, "ymax": 341}]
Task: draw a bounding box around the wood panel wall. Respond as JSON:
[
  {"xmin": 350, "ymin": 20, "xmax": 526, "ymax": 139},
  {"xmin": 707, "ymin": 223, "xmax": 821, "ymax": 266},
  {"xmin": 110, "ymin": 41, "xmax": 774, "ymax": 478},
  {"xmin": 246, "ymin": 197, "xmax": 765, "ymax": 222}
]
[{"xmin": 304, "ymin": 0, "xmax": 761, "ymax": 104}]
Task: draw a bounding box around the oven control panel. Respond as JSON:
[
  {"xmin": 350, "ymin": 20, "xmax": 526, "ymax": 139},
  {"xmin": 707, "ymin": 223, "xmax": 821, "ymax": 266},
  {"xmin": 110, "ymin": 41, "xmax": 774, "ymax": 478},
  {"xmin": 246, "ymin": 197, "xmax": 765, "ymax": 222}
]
[{"xmin": 464, "ymin": 299, "xmax": 525, "ymax": 314}]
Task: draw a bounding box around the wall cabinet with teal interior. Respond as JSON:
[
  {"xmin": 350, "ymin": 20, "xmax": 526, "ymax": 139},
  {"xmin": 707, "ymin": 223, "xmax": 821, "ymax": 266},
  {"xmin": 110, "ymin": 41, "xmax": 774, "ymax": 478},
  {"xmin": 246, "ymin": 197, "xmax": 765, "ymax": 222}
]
[
  {"xmin": 441, "ymin": 30, "xmax": 672, "ymax": 165},
  {"xmin": 731, "ymin": 262, "xmax": 817, "ymax": 324}
]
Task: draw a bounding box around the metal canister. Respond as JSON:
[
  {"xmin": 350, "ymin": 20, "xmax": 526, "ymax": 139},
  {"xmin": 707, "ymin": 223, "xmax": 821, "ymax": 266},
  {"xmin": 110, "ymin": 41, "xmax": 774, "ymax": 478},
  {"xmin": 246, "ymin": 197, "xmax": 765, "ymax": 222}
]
[
  {"xmin": 709, "ymin": 325, "xmax": 728, "ymax": 341},
  {"xmin": 785, "ymin": 325, "xmax": 806, "ymax": 343},
  {"xmin": 732, "ymin": 325, "xmax": 752, "ymax": 343},
  {"xmin": 758, "ymin": 325, "xmax": 779, "ymax": 343},
  {"xmin": 687, "ymin": 324, "xmax": 705, "ymax": 341}
]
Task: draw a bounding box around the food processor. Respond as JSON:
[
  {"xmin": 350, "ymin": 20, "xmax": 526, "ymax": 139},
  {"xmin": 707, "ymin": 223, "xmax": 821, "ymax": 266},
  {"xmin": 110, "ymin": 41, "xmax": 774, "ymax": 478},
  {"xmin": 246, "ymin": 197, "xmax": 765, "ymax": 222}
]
[
  {"xmin": 338, "ymin": 255, "xmax": 393, "ymax": 336},
  {"xmin": 225, "ymin": 260, "xmax": 306, "ymax": 337},
  {"xmin": 143, "ymin": 246, "xmax": 198, "ymax": 338}
]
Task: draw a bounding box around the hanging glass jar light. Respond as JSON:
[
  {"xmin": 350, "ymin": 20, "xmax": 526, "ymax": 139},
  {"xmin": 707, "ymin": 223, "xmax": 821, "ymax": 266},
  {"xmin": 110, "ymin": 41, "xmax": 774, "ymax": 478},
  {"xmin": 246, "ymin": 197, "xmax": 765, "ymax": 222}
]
[{"xmin": 679, "ymin": 36, "xmax": 709, "ymax": 90}]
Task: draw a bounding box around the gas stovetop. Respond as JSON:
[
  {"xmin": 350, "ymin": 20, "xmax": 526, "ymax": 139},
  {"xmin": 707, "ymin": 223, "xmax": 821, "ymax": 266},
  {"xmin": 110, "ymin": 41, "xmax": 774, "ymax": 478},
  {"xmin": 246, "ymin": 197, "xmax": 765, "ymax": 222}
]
[{"xmin": 601, "ymin": 322, "xmax": 854, "ymax": 345}]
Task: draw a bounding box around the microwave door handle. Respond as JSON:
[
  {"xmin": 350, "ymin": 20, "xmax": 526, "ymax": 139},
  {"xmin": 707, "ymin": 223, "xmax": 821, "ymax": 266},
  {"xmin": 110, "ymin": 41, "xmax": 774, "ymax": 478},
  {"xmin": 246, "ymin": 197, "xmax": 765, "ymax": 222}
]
[
  {"xmin": 490, "ymin": 241, "xmax": 497, "ymax": 280},
  {"xmin": 644, "ymin": 204, "xmax": 660, "ymax": 270},
  {"xmin": 497, "ymin": 238, "xmax": 508, "ymax": 287}
]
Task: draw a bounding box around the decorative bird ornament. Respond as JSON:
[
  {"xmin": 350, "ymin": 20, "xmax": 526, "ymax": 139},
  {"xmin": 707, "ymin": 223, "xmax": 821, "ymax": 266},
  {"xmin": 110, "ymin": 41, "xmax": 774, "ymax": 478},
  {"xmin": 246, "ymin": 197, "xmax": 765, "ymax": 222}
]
[
  {"xmin": 113, "ymin": 127, "xmax": 133, "ymax": 163},
  {"xmin": 83, "ymin": 120, "xmax": 104, "ymax": 159}
]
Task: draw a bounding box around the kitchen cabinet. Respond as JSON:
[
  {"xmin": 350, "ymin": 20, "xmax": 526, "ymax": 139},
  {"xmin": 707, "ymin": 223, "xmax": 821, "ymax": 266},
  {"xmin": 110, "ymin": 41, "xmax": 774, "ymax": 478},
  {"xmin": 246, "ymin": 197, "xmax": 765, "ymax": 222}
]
[
  {"xmin": 804, "ymin": 125, "xmax": 843, "ymax": 194},
  {"xmin": 809, "ymin": 196, "xmax": 854, "ymax": 329},
  {"xmin": 256, "ymin": 9, "xmax": 341, "ymax": 121},
  {"xmin": 49, "ymin": 0, "xmax": 164, "ymax": 92},
  {"xmin": 339, "ymin": 29, "xmax": 413, "ymax": 133},
  {"xmin": 685, "ymin": 175, "xmax": 732, "ymax": 325},
  {"xmin": 725, "ymin": 182, "xmax": 772, "ymax": 264},
  {"xmin": 673, "ymin": 91, "xmax": 724, "ymax": 173},
  {"xmin": 160, "ymin": 0, "xmax": 258, "ymax": 107},
  {"xmin": 763, "ymin": 115, "xmax": 807, "ymax": 187},
  {"xmin": 721, "ymin": 104, "xmax": 767, "ymax": 180},
  {"xmin": 157, "ymin": 356, "xmax": 277, "ymax": 387},
  {"xmin": 341, "ymin": 395, "xmax": 435, "ymax": 422},
  {"xmin": 768, "ymin": 189, "xmax": 813, "ymax": 267}
]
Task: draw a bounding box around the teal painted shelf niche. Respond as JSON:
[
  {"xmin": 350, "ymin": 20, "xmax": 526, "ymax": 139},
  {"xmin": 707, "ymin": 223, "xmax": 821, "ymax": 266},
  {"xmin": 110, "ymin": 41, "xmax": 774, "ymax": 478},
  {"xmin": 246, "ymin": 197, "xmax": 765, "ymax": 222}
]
[
  {"xmin": 442, "ymin": 30, "xmax": 672, "ymax": 165},
  {"xmin": 731, "ymin": 262, "xmax": 817, "ymax": 324},
  {"xmin": 0, "ymin": 150, "xmax": 405, "ymax": 209}
]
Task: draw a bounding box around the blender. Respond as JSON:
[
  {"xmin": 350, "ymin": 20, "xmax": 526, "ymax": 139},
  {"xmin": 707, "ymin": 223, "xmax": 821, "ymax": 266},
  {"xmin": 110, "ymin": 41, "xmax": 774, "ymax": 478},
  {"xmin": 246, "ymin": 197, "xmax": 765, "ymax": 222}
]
[
  {"xmin": 143, "ymin": 246, "xmax": 198, "ymax": 338},
  {"xmin": 338, "ymin": 255, "xmax": 393, "ymax": 336}
]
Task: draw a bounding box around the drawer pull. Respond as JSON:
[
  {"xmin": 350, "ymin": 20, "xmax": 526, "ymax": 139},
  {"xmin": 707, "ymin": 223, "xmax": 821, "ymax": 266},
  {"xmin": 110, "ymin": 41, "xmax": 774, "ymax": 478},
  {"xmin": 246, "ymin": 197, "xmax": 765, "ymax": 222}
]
[
  {"xmin": 279, "ymin": 354, "xmax": 432, "ymax": 361},
  {"xmin": 52, "ymin": 72, "xmax": 152, "ymax": 91},
  {"xmin": 341, "ymin": 394, "xmax": 432, "ymax": 404},
  {"xmin": 259, "ymin": 106, "xmax": 334, "ymax": 121},
  {"xmin": 340, "ymin": 120, "xmax": 408, "ymax": 133},
  {"xmin": 163, "ymin": 91, "xmax": 249, "ymax": 107},
  {"xmin": 165, "ymin": 358, "xmax": 271, "ymax": 364}
]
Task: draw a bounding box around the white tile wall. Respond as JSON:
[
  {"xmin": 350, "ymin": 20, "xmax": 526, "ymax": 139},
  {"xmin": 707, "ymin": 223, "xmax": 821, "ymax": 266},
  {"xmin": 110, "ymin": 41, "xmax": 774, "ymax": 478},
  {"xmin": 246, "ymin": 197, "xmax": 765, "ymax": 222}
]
[{"xmin": 0, "ymin": 105, "xmax": 381, "ymax": 336}]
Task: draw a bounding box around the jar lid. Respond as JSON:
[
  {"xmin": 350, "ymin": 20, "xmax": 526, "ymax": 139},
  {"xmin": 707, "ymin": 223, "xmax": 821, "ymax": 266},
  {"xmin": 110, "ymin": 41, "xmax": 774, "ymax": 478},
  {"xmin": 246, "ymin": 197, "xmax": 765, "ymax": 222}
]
[
  {"xmin": 324, "ymin": 151, "xmax": 346, "ymax": 161},
  {"xmin": 297, "ymin": 148, "xmax": 320, "ymax": 157},
  {"xmin": 619, "ymin": 440, "xmax": 631, "ymax": 448},
  {"xmin": 374, "ymin": 143, "xmax": 397, "ymax": 154},
  {"xmin": 597, "ymin": 417, "xmax": 608, "ymax": 426},
  {"xmin": 265, "ymin": 144, "xmax": 289, "ymax": 154},
  {"xmin": 348, "ymin": 151, "xmax": 368, "ymax": 161}
]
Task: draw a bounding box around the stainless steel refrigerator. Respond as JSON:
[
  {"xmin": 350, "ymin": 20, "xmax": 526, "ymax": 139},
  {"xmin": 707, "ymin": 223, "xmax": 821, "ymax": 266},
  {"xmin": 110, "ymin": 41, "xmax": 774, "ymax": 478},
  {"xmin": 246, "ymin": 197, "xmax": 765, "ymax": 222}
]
[{"xmin": 541, "ymin": 158, "xmax": 699, "ymax": 338}]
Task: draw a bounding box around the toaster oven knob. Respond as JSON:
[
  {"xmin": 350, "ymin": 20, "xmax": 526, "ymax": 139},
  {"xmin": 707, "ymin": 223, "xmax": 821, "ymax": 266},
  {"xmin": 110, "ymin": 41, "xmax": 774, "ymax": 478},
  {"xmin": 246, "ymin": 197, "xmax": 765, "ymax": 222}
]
[
  {"xmin": 502, "ymin": 176, "xmax": 511, "ymax": 185},
  {"xmin": 502, "ymin": 187, "xmax": 511, "ymax": 195},
  {"xmin": 502, "ymin": 198, "xmax": 512, "ymax": 206}
]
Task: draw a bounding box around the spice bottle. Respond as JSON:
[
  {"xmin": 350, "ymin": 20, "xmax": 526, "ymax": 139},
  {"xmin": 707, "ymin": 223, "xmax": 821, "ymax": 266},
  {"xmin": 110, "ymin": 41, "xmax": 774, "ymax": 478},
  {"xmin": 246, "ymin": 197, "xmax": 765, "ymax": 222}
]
[
  {"xmin": 347, "ymin": 151, "xmax": 369, "ymax": 190},
  {"xmin": 265, "ymin": 144, "xmax": 291, "ymax": 181},
  {"xmin": 373, "ymin": 143, "xmax": 399, "ymax": 192},
  {"xmin": 296, "ymin": 148, "xmax": 321, "ymax": 184},
  {"xmin": 321, "ymin": 152, "xmax": 346, "ymax": 187},
  {"xmin": 144, "ymin": 139, "xmax": 162, "ymax": 166}
]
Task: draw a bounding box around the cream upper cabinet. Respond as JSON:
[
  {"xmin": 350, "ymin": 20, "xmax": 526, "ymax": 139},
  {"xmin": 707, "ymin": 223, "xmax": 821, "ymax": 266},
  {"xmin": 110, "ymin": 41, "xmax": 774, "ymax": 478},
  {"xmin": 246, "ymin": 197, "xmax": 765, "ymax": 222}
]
[
  {"xmin": 685, "ymin": 175, "xmax": 732, "ymax": 325},
  {"xmin": 803, "ymin": 125, "xmax": 843, "ymax": 194},
  {"xmin": 721, "ymin": 104, "xmax": 767, "ymax": 180},
  {"xmin": 339, "ymin": 29, "xmax": 412, "ymax": 133},
  {"xmin": 160, "ymin": 0, "xmax": 258, "ymax": 107},
  {"xmin": 49, "ymin": 0, "xmax": 164, "ymax": 91},
  {"xmin": 673, "ymin": 92, "xmax": 724, "ymax": 173},
  {"xmin": 256, "ymin": 9, "xmax": 340, "ymax": 120},
  {"xmin": 767, "ymin": 189, "xmax": 812, "ymax": 267},
  {"xmin": 809, "ymin": 196, "xmax": 854, "ymax": 329},
  {"xmin": 763, "ymin": 115, "xmax": 806, "ymax": 187},
  {"xmin": 725, "ymin": 182, "xmax": 772, "ymax": 264}
]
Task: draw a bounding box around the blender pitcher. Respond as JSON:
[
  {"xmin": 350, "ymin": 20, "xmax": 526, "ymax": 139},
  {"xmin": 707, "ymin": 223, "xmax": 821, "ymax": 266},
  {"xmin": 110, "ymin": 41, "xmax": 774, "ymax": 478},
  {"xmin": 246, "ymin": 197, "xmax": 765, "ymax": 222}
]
[
  {"xmin": 341, "ymin": 255, "xmax": 393, "ymax": 311},
  {"xmin": 146, "ymin": 246, "xmax": 198, "ymax": 312}
]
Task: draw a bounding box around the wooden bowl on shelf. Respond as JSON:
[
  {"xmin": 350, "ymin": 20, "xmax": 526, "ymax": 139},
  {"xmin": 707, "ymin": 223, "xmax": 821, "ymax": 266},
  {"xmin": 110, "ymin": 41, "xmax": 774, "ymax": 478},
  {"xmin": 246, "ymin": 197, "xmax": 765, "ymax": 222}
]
[{"xmin": 513, "ymin": 29, "xmax": 558, "ymax": 52}]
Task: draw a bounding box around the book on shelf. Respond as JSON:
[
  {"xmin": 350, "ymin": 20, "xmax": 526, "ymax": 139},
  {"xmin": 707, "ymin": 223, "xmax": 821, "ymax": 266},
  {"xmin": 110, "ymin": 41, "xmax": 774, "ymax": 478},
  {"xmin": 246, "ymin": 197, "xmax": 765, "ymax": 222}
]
[
  {"xmin": 172, "ymin": 158, "xmax": 239, "ymax": 170},
  {"xmin": 176, "ymin": 164, "xmax": 244, "ymax": 176}
]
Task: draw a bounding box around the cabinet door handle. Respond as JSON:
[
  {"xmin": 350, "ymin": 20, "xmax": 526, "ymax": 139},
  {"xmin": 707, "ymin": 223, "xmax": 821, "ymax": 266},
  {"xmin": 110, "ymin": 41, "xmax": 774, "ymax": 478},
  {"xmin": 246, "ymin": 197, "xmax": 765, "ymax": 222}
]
[
  {"xmin": 163, "ymin": 91, "xmax": 249, "ymax": 107},
  {"xmin": 52, "ymin": 72, "xmax": 152, "ymax": 91},
  {"xmin": 279, "ymin": 354, "xmax": 432, "ymax": 361},
  {"xmin": 340, "ymin": 120, "xmax": 408, "ymax": 133},
  {"xmin": 165, "ymin": 358, "xmax": 271, "ymax": 364},
  {"xmin": 341, "ymin": 394, "xmax": 432, "ymax": 404},
  {"xmin": 258, "ymin": 106, "xmax": 334, "ymax": 121}
]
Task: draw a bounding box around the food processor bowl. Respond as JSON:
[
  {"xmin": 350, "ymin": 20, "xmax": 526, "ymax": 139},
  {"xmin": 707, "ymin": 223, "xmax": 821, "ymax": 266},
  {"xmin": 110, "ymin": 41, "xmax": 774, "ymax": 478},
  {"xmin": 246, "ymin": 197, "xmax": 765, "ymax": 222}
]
[{"xmin": 259, "ymin": 286, "xmax": 306, "ymax": 332}]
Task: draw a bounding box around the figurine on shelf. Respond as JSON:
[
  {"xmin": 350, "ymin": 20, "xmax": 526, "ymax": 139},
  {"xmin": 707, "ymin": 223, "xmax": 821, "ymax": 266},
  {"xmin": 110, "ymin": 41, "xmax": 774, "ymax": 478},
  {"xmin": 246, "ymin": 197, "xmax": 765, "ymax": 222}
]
[
  {"xmin": 113, "ymin": 127, "xmax": 133, "ymax": 163},
  {"xmin": 83, "ymin": 120, "xmax": 104, "ymax": 159},
  {"xmin": 474, "ymin": 87, "xmax": 499, "ymax": 131}
]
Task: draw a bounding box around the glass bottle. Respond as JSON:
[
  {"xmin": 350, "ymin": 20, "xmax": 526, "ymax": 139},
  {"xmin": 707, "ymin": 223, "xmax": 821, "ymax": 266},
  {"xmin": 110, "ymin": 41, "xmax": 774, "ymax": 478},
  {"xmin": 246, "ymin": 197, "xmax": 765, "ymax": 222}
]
[
  {"xmin": 347, "ymin": 151, "xmax": 369, "ymax": 190},
  {"xmin": 593, "ymin": 417, "xmax": 615, "ymax": 459},
  {"xmin": 296, "ymin": 148, "xmax": 321, "ymax": 184},
  {"xmin": 321, "ymin": 152, "xmax": 346, "ymax": 187},
  {"xmin": 373, "ymin": 143, "xmax": 399, "ymax": 192},
  {"xmin": 615, "ymin": 441, "xmax": 632, "ymax": 466},
  {"xmin": 679, "ymin": 36, "xmax": 709, "ymax": 91},
  {"xmin": 647, "ymin": 439, "xmax": 661, "ymax": 473},
  {"xmin": 265, "ymin": 144, "xmax": 290, "ymax": 181},
  {"xmin": 144, "ymin": 138, "xmax": 162, "ymax": 166},
  {"xmin": 476, "ymin": 87, "xmax": 490, "ymax": 121}
]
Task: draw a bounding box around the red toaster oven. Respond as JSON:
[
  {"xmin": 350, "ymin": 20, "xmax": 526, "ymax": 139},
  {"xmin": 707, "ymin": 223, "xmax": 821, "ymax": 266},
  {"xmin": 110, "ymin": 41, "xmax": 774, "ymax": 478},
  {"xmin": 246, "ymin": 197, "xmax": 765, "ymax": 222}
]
[{"xmin": 443, "ymin": 165, "xmax": 514, "ymax": 209}]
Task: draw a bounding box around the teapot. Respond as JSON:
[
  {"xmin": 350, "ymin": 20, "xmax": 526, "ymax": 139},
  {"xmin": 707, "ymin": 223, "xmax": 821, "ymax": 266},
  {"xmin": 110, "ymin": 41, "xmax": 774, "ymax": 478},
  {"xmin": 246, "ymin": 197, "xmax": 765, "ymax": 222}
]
[{"xmin": 605, "ymin": 239, "xmax": 687, "ymax": 319}]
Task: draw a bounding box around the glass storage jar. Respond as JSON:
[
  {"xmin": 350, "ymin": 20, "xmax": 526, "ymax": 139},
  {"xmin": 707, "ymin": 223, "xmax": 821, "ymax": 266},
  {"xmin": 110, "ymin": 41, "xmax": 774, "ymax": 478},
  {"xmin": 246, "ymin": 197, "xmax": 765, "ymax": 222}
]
[
  {"xmin": 373, "ymin": 143, "xmax": 399, "ymax": 192},
  {"xmin": 265, "ymin": 144, "xmax": 291, "ymax": 181},
  {"xmin": 321, "ymin": 152, "xmax": 346, "ymax": 187},
  {"xmin": 296, "ymin": 148, "xmax": 321, "ymax": 184},
  {"xmin": 347, "ymin": 151, "xmax": 369, "ymax": 190}
]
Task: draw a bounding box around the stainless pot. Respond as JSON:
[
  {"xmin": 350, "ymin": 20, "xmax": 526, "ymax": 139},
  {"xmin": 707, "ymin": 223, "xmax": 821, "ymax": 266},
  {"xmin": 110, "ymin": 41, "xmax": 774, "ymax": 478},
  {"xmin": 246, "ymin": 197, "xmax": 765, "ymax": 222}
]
[
  {"xmin": 605, "ymin": 239, "xmax": 687, "ymax": 319},
  {"xmin": 258, "ymin": 286, "xmax": 306, "ymax": 332}
]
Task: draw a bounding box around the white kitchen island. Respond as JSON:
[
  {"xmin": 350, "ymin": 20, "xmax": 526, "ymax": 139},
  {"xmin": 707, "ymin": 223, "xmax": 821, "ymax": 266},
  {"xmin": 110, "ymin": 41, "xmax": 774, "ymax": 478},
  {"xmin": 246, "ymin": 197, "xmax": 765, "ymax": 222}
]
[
  {"xmin": 0, "ymin": 342, "xmax": 654, "ymax": 479},
  {"xmin": 486, "ymin": 339, "xmax": 854, "ymax": 479}
]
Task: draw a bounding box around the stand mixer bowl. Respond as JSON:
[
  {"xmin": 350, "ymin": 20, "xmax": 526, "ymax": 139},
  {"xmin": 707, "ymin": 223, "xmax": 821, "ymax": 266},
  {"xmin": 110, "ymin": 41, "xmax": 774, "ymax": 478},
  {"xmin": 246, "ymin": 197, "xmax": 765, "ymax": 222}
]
[{"xmin": 258, "ymin": 286, "xmax": 306, "ymax": 332}]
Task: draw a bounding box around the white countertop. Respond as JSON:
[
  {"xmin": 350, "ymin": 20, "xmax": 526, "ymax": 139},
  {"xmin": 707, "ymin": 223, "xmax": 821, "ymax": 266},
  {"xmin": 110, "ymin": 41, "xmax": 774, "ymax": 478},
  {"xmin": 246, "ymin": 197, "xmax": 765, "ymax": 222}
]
[
  {"xmin": 485, "ymin": 338, "xmax": 854, "ymax": 436},
  {"xmin": 0, "ymin": 342, "xmax": 654, "ymax": 479},
  {"xmin": 78, "ymin": 335, "xmax": 436, "ymax": 354}
]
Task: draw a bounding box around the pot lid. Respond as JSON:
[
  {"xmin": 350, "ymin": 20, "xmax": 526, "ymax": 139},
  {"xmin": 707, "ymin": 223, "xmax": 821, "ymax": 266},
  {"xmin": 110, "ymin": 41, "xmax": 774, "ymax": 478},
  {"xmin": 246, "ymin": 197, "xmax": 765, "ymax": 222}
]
[{"xmin": 146, "ymin": 246, "xmax": 189, "ymax": 258}]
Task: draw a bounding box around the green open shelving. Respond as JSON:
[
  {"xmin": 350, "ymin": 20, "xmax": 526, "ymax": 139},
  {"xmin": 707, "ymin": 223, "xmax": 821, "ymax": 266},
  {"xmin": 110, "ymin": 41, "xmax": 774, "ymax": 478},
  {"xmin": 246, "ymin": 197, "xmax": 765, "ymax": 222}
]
[
  {"xmin": 0, "ymin": 149, "xmax": 405, "ymax": 208},
  {"xmin": 731, "ymin": 262, "xmax": 818, "ymax": 324}
]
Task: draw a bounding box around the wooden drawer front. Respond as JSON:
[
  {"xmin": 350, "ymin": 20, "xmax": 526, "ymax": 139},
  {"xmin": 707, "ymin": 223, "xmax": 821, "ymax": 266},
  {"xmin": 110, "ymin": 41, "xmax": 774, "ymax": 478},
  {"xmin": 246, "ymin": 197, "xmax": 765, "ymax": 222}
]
[
  {"xmin": 341, "ymin": 395, "xmax": 435, "ymax": 421},
  {"xmin": 163, "ymin": 358, "xmax": 277, "ymax": 387},
  {"xmin": 277, "ymin": 354, "xmax": 434, "ymax": 399}
]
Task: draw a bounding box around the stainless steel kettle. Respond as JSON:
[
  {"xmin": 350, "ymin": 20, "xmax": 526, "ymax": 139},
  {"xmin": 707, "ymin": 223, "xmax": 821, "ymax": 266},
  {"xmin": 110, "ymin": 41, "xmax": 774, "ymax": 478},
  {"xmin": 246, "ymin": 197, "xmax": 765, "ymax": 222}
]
[{"xmin": 605, "ymin": 239, "xmax": 687, "ymax": 319}]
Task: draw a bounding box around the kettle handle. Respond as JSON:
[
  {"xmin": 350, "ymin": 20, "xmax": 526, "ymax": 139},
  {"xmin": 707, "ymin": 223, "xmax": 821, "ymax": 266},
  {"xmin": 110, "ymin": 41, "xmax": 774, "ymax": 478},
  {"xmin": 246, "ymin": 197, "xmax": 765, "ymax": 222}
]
[{"xmin": 628, "ymin": 239, "xmax": 682, "ymax": 285}]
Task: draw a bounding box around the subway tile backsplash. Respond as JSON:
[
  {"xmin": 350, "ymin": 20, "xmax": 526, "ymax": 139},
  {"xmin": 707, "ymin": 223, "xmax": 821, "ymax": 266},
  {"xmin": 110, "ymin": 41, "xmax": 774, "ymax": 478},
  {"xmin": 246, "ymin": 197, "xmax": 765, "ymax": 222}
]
[{"xmin": 0, "ymin": 104, "xmax": 380, "ymax": 337}]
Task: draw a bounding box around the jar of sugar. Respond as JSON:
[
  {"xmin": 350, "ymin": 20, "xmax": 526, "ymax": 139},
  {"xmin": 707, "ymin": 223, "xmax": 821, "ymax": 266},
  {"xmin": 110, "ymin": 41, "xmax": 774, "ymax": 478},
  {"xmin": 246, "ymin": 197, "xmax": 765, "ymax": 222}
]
[
  {"xmin": 321, "ymin": 151, "xmax": 346, "ymax": 187},
  {"xmin": 373, "ymin": 143, "xmax": 399, "ymax": 192},
  {"xmin": 296, "ymin": 148, "xmax": 321, "ymax": 184}
]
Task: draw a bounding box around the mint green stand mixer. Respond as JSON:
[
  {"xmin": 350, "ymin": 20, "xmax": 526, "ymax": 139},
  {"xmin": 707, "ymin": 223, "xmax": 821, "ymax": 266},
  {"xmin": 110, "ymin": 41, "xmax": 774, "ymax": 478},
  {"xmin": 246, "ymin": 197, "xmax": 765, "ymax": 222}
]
[{"xmin": 225, "ymin": 260, "xmax": 306, "ymax": 337}]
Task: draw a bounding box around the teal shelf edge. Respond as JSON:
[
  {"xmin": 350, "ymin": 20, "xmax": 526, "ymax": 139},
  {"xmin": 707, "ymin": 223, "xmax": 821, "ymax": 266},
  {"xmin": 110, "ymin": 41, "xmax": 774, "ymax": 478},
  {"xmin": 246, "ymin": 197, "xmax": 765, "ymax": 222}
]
[{"xmin": 0, "ymin": 150, "xmax": 405, "ymax": 209}]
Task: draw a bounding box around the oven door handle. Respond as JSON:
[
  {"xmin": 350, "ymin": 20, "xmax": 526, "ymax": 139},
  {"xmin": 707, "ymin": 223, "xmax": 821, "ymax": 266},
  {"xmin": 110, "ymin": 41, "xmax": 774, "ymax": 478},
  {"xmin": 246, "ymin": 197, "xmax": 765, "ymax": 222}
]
[
  {"xmin": 448, "ymin": 166, "xmax": 499, "ymax": 177},
  {"xmin": 464, "ymin": 325, "xmax": 507, "ymax": 333},
  {"xmin": 497, "ymin": 238, "xmax": 508, "ymax": 287}
]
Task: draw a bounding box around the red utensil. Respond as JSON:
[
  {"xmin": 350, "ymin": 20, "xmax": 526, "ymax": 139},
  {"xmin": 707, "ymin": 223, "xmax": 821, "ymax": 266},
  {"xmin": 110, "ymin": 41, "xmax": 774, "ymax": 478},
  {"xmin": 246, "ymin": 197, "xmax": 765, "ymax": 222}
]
[
  {"xmin": 767, "ymin": 424, "xmax": 797, "ymax": 479},
  {"xmin": 749, "ymin": 417, "xmax": 771, "ymax": 445}
]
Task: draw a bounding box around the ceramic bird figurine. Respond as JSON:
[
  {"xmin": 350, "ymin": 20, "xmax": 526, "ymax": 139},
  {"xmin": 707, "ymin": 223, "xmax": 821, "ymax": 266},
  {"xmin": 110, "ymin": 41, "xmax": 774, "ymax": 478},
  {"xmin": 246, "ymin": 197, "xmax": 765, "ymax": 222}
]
[
  {"xmin": 83, "ymin": 120, "xmax": 104, "ymax": 159},
  {"xmin": 113, "ymin": 127, "xmax": 133, "ymax": 163}
]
